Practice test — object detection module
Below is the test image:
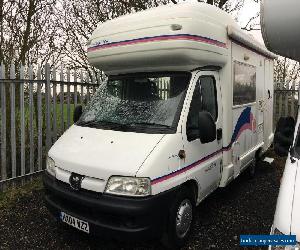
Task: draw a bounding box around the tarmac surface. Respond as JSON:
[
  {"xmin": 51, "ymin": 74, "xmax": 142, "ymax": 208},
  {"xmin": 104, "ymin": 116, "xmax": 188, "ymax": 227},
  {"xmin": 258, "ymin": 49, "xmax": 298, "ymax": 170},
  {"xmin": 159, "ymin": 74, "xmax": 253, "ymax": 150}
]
[{"xmin": 0, "ymin": 150, "xmax": 285, "ymax": 250}]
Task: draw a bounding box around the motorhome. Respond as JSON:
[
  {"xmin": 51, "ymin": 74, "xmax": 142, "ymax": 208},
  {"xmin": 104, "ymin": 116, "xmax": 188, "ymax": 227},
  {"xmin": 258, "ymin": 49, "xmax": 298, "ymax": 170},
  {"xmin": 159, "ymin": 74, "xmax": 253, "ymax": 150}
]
[
  {"xmin": 43, "ymin": 3, "xmax": 276, "ymax": 248},
  {"xmin": 261, "ymin": 0, "xmax": 300, "ymax": 248}
]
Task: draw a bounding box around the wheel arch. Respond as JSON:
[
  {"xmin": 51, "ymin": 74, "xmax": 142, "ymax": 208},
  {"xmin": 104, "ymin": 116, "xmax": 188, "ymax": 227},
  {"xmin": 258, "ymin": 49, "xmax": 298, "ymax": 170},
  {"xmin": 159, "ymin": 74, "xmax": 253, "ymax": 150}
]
[{"xmin": 181, "ymin": 179, "xmax": 199, "ymax": 205}]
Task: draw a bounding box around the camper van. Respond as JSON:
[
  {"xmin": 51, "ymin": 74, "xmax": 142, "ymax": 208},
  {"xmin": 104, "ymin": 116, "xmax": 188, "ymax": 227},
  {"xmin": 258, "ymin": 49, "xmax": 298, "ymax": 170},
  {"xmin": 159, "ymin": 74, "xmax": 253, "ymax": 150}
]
[{"xmin": 43, "ymin": 3, "xmax": 276, "ymax": 248}]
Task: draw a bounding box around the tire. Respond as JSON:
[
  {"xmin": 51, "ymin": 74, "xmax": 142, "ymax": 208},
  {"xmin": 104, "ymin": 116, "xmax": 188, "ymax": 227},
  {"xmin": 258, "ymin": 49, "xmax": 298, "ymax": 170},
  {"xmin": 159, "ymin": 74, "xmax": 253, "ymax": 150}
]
[
  {"xmin": 275, "ymin": 116, "xmax": 295, "ymax": 134},
  {"xmin": 274, "ymin": 130, "xmax": 293, "ymax": 147},
  {"xmin": 162, "ymin": 187, "xmax": 195, "ymax": 249},
  {"xmin": 274, "ymin": 142, "xmax": 289, "ymax": 157},
  {"xmin": 274, "ymin": 116, "xmax": 295, "ymax": 150}
]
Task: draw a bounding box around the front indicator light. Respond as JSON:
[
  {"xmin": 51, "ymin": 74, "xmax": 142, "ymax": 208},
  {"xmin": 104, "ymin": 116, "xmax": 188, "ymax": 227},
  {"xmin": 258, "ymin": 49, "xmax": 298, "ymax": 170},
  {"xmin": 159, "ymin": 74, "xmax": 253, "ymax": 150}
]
[{"xmin": 46, "ymin": 156, "xmax": 56, "ymax": 177}]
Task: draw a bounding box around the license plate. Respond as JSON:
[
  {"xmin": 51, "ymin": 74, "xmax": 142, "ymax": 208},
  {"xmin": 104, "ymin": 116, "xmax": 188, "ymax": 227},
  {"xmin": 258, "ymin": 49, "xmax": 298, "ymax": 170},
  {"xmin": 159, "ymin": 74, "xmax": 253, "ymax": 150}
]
[{"xmin": 60, "ymin": 212, "xmax": 90, "ymax": 233}]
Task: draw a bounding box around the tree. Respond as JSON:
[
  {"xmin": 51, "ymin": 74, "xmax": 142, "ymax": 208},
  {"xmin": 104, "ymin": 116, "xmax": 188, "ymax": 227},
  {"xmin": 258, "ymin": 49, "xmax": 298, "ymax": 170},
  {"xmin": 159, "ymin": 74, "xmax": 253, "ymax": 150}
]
[
  {"xmin": 0, "ymin": 0, "xmax": 63, "ymax": 67},
  {"xmin": 0, "ymin": 0, "xmax": 61, "ymax": 175},
  {"xmin": 57, "ymin": 0, "xmax": 168, "ymax": 79},
  {"xmin": 58, "ymin": 0, "xmax": 263, "ymax": 74},
  {"xmin": 0, "ymin": 0, "xmax": 261, "ymax": 71},
  {"xmin": 274, "ymin": 57, "xmax": 300, "ymax": 87},
  {"xmin": 171, "ymin": 0, "xmax": 259, "ymax": 10},
  {"xmin": 170, "ymin": 0, "xmax": 260, "ymax": 31}
]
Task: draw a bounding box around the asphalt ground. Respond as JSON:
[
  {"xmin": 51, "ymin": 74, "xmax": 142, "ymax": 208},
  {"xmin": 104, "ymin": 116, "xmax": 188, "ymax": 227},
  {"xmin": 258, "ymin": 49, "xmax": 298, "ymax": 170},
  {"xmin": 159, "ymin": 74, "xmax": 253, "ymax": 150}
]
[{"xmin": 0, "ymin": 150, "xmax": 285, "ymax": 250}]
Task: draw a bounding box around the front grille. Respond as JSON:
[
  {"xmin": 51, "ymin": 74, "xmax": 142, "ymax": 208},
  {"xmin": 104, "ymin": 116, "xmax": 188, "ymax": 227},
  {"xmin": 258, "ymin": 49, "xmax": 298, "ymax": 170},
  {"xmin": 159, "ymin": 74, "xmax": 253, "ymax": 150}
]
[
  {"xmin": 45, "ymin": 180, "xmax": 139, "ymax": 229},
  {"xmin": 56, "ymin": 178, "xmax": 103, "ymax": 199}
]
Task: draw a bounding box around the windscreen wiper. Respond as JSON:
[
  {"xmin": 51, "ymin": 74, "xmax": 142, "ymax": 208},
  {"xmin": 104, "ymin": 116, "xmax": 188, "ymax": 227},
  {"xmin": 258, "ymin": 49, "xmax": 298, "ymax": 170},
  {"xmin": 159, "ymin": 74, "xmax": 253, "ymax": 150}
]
[
  {"xmin": 77, "ymin": 120, "xmax": 129, "ymax": 129},
  {"xmin": 77, "ymin": 120, "xmax": 171, "ymax": 130},
  {"xmin": 76, "ymin": 120, "xmax": 100, "ymax": 127},
  {"xmin": 127, "ymin": 122, "xmax": 171, "ymax": 128}
]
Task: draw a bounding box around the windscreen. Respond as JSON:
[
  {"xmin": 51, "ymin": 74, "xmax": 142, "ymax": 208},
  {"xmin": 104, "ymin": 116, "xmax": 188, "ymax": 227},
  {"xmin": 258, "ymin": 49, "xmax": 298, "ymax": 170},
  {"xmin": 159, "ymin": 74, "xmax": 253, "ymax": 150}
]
[{"xmin": 77, "ymin": 72, "xmax": 191, "ymax": 133}]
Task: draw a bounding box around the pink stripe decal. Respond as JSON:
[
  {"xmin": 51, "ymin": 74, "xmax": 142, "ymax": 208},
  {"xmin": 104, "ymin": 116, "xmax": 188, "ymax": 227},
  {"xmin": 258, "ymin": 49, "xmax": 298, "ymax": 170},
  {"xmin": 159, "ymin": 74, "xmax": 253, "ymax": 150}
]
[
  {"xmin": 87, "ymin": 34, "xmax": 227, "ymax": 52},
  {"xmin": 151, "ymin": 149, "xmax": 223, "ymax": 185},
  {"xmin": 235, "ymin": 123, "xmax": 252, "ymax": 141},
  {"xmin": 151, "ymin": 107, "xmax": 256, "ymax": 186}
]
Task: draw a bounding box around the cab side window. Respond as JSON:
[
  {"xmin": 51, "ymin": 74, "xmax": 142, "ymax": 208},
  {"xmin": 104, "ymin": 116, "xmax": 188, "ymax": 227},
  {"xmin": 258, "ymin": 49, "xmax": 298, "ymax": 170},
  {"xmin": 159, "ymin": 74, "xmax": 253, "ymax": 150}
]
[
  {"xmin": 200, "ymin": 76, "xmax": 218, "ymax": 121},
  {"xmin": 186, "ymin": 76, "xmax": 218, "ymax": 141}
]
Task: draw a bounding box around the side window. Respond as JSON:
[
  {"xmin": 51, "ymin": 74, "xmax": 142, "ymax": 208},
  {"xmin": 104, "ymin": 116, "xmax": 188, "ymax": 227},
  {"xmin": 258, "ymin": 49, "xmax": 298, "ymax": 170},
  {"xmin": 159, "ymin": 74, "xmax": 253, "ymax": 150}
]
[
  {"xmin": 200, "ymin": 76, "xmax": 218, "ymax": 121},
  {"xmin": 186, "ymin": 76, "xmax": 218, "ymax": 141},
  {"xmin": 233, "ymin": 61, "xmax": 256, "ymax": 106}
]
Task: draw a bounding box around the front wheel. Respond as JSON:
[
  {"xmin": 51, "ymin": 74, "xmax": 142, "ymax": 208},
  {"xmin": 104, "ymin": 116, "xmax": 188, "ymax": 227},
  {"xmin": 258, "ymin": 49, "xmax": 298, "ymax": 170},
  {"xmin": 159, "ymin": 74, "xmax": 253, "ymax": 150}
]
[{"xmin": 162, "ymin": 187, "xmax": 195, "ymax": 249}]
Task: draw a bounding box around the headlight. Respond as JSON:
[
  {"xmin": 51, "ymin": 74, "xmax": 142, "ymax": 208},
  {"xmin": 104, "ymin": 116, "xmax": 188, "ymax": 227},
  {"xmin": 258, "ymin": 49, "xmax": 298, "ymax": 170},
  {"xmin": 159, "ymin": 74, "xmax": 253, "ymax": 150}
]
[
  {"xmin": 46, "ymin": 156, "xmax": 56, "ymax": 177},
  {"xmin": 270, "ymin": 228, "xmax": 299, "ymax": 250},
  {"xmin": 105, "ymin": 176, "xmax": 151, "ymax": 197}
]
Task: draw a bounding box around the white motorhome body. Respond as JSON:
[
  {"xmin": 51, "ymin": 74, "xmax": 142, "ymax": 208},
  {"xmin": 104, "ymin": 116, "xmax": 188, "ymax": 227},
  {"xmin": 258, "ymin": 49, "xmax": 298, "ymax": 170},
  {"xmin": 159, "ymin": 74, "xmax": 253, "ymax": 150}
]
[
  {"xmin": 43, "ymin": 3, "xmax": 276, "ymax": 247},
  {"xmin": 270, "ymin": 114, "xmax": 300, "ymax": 247},
  {"xmin": 87, "ymin": 3, "xmax": 275, "ymax": 188}
]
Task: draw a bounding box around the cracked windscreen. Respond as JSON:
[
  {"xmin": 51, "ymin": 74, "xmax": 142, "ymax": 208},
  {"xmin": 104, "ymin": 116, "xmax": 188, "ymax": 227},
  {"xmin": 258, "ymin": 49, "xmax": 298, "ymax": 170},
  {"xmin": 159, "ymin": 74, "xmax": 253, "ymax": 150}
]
[{"xmin": 77, "ymin": 72, "xmax": 191, "ymax": 132}]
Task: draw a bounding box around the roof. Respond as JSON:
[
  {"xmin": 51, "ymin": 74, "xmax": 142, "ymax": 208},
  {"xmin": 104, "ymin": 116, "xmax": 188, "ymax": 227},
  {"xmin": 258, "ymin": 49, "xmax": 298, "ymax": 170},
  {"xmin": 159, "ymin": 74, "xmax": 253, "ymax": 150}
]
[
  {"xmin": 88, "ymin": 3, "xmax": 276, "ymax": 74},
  {"xmin": 228, "ymin": 25, "xmax": 277, "ymax": 59},
  {"xmin": 91, "ymin": 2, "xmax": 237, "ymax": 40}
]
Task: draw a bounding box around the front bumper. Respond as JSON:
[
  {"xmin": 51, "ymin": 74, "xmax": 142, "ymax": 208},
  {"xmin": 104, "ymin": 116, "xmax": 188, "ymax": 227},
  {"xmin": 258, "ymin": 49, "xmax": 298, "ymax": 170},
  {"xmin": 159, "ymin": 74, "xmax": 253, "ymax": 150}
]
[{"xmin": 43, "ymin": 172, "xmax": 176, "ymax": 240}]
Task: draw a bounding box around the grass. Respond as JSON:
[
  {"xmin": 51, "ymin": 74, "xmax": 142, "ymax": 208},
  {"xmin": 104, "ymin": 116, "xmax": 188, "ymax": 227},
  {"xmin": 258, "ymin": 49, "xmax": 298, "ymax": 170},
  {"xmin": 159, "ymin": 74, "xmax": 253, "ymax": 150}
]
[
  {"xmin": 54, "ymin": 103, "xmax": 75, "ymax": 128},
  {"xmin": 0, "ymin": 177, "xmax": 43, "ymax": 210},
  {"xmin": 18, "ymin": 103, "xmax": 76, "ymax": 133}
]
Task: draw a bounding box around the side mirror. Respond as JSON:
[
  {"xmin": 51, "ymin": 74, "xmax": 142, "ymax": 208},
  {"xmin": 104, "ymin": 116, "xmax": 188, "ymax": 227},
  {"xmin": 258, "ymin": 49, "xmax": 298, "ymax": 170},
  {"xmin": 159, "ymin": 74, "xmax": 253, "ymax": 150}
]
[
  {"xmin": 198, "ymin": 111, "xmax": 216, "ymax": 144},
  {"xmin": 73, "ymin": 105, "xmax": 83, "ymax": 123},
  {"xmin": 274, "ymin": 117, "xmax": 295, "ymax": 157}
]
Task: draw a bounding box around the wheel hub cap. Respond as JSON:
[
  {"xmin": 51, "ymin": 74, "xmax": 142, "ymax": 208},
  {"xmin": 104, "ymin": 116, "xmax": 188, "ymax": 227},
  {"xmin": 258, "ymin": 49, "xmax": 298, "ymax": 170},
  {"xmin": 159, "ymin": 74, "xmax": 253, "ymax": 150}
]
[{"xmin": 176, "ymin": 199, "xmax": 193, "ymax": 238}]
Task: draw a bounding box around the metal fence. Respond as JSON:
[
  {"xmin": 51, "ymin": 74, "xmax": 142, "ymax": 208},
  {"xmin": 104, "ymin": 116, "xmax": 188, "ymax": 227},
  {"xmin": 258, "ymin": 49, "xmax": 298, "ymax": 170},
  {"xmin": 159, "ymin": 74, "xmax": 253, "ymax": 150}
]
[
  {"xmin": 274, "ymin": 82, "xmax": 299, "ymax": 126},
  {"xmin": 0, "ymin": 63, "xmax": 100, "ymax": 190},
  {"xmin": 0, "ymin": 74, "xmax": 298, "ymax": 190}
]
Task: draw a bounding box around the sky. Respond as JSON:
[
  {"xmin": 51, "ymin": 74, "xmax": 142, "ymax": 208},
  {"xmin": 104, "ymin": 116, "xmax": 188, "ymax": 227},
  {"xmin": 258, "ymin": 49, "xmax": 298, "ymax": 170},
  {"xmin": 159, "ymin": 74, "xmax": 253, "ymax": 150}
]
[
  {"xmin": 184, "ymin": 0, "xmax": 264, "ymax": 44},
  {"xmin": 236, "ymin": 0, "xmax": 264, "ymax": 44},
  {"xmin": 238, "ymin": 0, "xmax": 259, "ymax": 26}
]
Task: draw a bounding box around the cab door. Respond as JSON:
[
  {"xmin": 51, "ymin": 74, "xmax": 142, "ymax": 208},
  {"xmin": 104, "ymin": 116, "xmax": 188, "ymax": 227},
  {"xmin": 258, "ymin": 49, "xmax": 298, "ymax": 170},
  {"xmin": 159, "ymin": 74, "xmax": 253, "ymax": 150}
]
[{"xmin": 183, "ymin": 71, "xmax": 223, "ymax": 200}]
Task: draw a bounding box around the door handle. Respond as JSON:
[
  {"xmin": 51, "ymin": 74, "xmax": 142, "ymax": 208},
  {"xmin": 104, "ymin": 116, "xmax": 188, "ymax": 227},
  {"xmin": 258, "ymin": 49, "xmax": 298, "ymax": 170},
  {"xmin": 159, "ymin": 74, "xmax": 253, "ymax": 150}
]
[{"xmin": 217, "ymin": 128, "xmax": 222, "ymax": 140}]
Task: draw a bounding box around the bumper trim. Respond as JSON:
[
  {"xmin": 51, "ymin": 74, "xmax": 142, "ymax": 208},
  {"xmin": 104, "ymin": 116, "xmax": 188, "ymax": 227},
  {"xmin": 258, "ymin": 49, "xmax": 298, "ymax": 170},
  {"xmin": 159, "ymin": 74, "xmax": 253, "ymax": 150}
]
[{"xmin": 43, "ymin": 172, "xmax": 177, "ymax": 239}]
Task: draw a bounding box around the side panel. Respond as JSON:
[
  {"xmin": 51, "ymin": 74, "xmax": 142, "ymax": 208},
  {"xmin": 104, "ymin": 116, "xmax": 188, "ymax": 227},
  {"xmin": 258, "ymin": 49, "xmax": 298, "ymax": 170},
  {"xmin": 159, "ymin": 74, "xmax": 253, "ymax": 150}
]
[
  {"xmin": 231, "ymin": 43, "xmax": 262, "ymax": 167},
  {"xmin": 263, "ymin": 59, "xmax": 274, "ymax": 151},
  {"xmin": 218, "ymin": 41, "xmax": 234, "ymax": 187},
  {"xmin": 257, "ymin": 58, "xmax": 265, "ymax": 146},
  {"xmin": 220, "ymin": 42, "xmax": 265, "ymax": 185}
]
